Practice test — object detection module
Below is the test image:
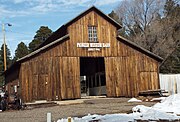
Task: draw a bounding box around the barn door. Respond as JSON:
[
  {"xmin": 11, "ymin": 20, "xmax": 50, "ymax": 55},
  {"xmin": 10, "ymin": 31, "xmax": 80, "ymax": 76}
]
[
  {"xmin": 104, "ymin": 57, "xmax": 116, "ymax": 97},
  {"xmin": 37, "ymin": 75, "xmax": 48, "ymax": 100},
  {"xmin": 105, "ymin": 57, "xmax": 127, "ymax": 97},
  {"xmin": 60, "ymin": 57, "xmax": 80, "ymax": 100}
]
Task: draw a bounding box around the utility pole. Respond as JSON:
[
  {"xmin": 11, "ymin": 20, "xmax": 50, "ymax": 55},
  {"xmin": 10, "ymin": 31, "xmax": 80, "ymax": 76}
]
[
  {"xmin": 2, "ymin": 23, "xmax": 11, "ymax": 71},
  {"xmin": 1, "ymin": 23, "xmax": 11, "ymax": 88}
]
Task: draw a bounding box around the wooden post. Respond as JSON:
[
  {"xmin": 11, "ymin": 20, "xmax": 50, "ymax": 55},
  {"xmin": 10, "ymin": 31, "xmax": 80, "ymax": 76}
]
[
  {"xmin": 68, "ymin": 117, "xmax": 72, "ymax": 122},
  {"xmin": 174, "ymin": 79, "xmax": 177, "ymax": 94}
]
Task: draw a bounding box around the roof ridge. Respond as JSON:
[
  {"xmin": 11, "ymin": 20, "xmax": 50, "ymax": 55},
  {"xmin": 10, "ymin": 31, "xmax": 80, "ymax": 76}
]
[{"xmin": 63, "ymin": 6, "xmax": 122, "ymax": 28}]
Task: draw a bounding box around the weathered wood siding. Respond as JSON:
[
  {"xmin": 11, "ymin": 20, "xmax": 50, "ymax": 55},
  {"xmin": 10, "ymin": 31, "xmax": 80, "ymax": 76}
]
[
  {"xmin": 105, "ymin": 51, "xmax": 159, "ymax": 97},
  {"xmin": 67, "ymin": 11, "xmax": 159, "ymax": 97},
  {"xmin": 17, "ymin": 10, "xmax": 160, "ymax": 102},
  {"xmin": 66, "ymin": 11, "xmax": 118, "ymax": 57},
  {"xmin": 20, "ymin": 56, "xmax": 80, "ymax": 102},
  {"xmin": 6, "ymin": 79, "xmax": 19, "ymax": 96},
  {"xmin": 5, "ymin": 66, "xmax": 20, "ymax": 97}
]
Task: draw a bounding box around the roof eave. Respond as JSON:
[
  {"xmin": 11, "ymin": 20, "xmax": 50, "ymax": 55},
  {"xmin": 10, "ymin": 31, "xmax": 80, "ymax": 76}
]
[{"xmin": 17, "ymin": 34, "xmax": 69, "ymax": 62}]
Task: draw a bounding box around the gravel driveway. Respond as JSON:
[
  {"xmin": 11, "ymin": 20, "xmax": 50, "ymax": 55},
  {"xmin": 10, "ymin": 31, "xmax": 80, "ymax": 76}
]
[{"xmin": 0, "ymin": 98, "xmax": 156, "ymax": 122}]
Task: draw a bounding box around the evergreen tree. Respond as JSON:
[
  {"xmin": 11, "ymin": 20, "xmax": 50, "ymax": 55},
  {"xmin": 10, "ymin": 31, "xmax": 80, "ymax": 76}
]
[
  {"xmin": 0, "ymin": 44, "xmax": 12, "ymax": 86},
  {"xmin": 14, "ymin": 42, "xmax": 29, "ymax": 61},
  {"xmin": 108, "ymin": 11, "xmax": 126, "ymax": 37},
  {"xmin": 160, "ymin": 0, "xmax": 180, "ymax": 73},
  {"xmin": 108, "ymin": 11, "xmax": 122, "ymax": 24},
  {"xmin": 29, "ymin": 26, "xmax": 53, "ymax": 52}
]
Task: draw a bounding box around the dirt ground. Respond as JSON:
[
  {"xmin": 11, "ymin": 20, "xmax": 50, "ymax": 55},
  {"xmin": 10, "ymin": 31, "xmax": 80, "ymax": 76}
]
[{"xmin": 0, "ymin": 98, "xmax": 157, "ymax": 122}]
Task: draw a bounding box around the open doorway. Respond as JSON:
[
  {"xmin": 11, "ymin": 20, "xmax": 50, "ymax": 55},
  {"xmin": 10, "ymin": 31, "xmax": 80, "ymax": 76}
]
[{"xmin": 80, "ymin": 57, "xmax": 106, "ymax": 97}]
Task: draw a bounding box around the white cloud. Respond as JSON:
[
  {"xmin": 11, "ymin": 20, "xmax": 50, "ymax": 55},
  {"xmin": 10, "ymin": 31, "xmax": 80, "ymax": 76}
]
[
  {"xmin": 30, "ymin": 3, "xmax": 58, "ymax": 13},
  {"xmin": 11, "ymin": 0, "xmax": 120, "ymax": 8},
  {"xmin": 0, "ymin": 5, "xmax": 11, "ymax": 17},
  {"xmin": 11, "ymin": 0, "xmax": 91, "ymax": 6},
  {"xmin": 57, "ymin": 0, "xmax": 92, "ymax": 6},
  {"xmin": 0, "ymin": 4, "xmax": 31, "ymax": 18},
  {"xmin": 0, "ymin": 0, "xmax": 120, "ymax": 18},
  {"xmin": 95, "ymin": 0, "xmax": 120, "ymax": 6},
  {"xmin": 13, "ymin": 0, "xmax": 28, "ymax": 4}
]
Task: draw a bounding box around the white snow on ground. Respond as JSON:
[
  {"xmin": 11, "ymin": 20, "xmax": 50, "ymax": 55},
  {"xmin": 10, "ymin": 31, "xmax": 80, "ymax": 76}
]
[
  {"xmin": 153, "ymin": 94, "xmax": 180, "ymax": 115},
  {"xmin": 57, "ymin": 114, "xmax": 140, "ymax": 122},
  {"xmin": 150, "ymin": 97, "xmax": 166, "ymax": 101},
  {"xmin": 128, "ymin": 97, "xmax": 142, "ymax": 102},
  {"xmin": 132, "ymin": 105, "xmax": 179, "ymax": 121},
  {"xmin": 57, "ymin": 111, "xmax": 180, "ymax": 122},
  {"xmin": 57, "ymin": 94, "xmax": 180, "ymax": 122}
]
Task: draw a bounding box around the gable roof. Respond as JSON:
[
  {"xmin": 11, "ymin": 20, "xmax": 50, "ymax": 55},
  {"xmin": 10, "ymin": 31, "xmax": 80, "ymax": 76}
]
[
  {"xmin": 63, "ymin": 6, "xmax": 122, "ymax": 29},
  {"xmin": 117, "ymin": 36, "xmax": 163, "ymax": 62},
  {"xmin": 5, "ymin": 6, "xmax": 122, "ymax": 76},
  {"xmin": 17, "ymin": 34, "xmax": 69, "ymax": 62},
  {"xmin": 38, "ymin": 6, "xmax": 122, "ymax": 48},
  {"xmin": 4, "ymin": 6, "xmax": 163, "ymax": 78},
  {"xmin": 4, "ymin": 34, "xmax": 69, "ymax": 76}
]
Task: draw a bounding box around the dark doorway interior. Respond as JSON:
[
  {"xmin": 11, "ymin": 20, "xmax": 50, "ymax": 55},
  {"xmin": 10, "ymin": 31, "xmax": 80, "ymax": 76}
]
[{"xmin": 80, "ymin": 57, "xmax": 106, "ymax": 96}]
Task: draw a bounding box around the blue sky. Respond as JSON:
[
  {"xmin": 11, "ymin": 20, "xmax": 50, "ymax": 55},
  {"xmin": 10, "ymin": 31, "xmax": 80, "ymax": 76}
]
[{"xmin": 0, "ymin": 0, "xmax": 120, "ymax": 57}]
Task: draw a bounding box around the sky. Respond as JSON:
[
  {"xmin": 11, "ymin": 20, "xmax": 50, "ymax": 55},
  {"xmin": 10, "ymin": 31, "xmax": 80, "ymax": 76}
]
[{"xmin": 0, "ymin": 0, "xmax": 120, "ymax": 57}]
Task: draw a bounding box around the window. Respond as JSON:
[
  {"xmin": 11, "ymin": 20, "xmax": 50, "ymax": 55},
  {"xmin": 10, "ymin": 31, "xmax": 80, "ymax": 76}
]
[{"xmin": 88, "ymin": 26, "xmax": 98, "ymax": 42}]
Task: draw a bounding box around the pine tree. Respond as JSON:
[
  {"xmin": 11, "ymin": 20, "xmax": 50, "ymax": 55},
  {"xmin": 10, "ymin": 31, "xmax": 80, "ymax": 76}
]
[
  {"xmin": 108, "ymin": 11, "xmax": 122, "ymax": 24},
  {"xmin": 29, "ymin": 26, "xmax": 53, "ymax": 52},
  {"xmin": 108, "ymin": 11, "xmax": 126, "ymax": 37},
  {"xmin": 0, "ymin": 44, "xmax": 12, "ymax": 86},
  {"xmin": 14, "ymin": 42, "xmax": 29, "ymax": 61}
]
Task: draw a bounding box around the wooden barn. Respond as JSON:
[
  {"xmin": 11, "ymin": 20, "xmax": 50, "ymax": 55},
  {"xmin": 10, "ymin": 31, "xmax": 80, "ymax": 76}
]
[{"xmin": 5, "ymin": 6, "xmax": 163, "ymax": 103}]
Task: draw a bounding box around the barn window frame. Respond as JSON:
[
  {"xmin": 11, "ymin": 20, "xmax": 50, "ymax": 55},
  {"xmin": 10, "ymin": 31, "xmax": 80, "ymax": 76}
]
[{"xmin": 88, "ymin": 26, "xmax": 98, "ymax": 42}]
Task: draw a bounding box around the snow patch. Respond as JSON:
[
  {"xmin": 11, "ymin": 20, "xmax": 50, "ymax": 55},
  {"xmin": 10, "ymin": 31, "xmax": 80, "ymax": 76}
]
[
  {"xmin": 57, "ymin": 111, "xmax": 180, "ymax": 122},
  {"xmin": 57, "ymin": 114, "xmax": 140, "ymax": 122},
  {"xmin": 57, "ymin": 94, "xmax": 180, "ymax": 122},
  {"xmin": 153, "ymin": 94, "xmax": 180, "ymax": 114},
  {"xmin": 128, "ymin": 98, "xmax": 142, "ymax": 102},
  {"xmin": 132, "ymin": 105, "xmax": 179, "ymax": 121},
  {"xmin": 150, "ymin": 97, "xmax": 166, "ymax": 101}
]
